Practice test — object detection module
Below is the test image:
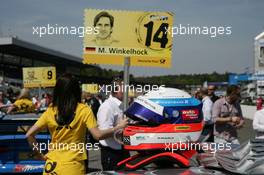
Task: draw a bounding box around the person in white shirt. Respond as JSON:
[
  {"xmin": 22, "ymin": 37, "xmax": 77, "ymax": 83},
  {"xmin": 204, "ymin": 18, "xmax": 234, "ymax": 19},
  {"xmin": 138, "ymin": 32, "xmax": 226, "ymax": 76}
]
[
  {"xmin": 253, "ymin": 108, "xmax": 264, "ymax": 138},
  {"xmin": 32, "ymin": 95, "xmax": 38, "ymax": 106},
  {"xmin": 199, "ymin": 87, "xmax": 214, "ymax": 142},
  {"xmin": 97, "ymin": 78, "xmax": 130, "ymax": 170}
]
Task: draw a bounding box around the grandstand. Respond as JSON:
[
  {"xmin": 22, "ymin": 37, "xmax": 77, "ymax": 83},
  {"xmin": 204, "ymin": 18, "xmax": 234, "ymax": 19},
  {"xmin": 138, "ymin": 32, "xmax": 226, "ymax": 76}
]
[{"xmin": 0, "ymin": 37, "xmax": 110, "ymax": 86}]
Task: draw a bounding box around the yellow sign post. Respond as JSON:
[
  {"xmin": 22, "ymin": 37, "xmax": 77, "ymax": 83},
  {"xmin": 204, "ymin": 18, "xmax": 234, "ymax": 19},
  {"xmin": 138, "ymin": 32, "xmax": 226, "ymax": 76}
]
[
  {"xmin": 22, "ymin": 67, "xmax": 56, "ymax": 88},
  {"xmin": 83, "ymin": 9, "xmax": 173, "ymax": 68},
  {"xmin": 83, "ymin": 9, "xmax": 174, "ymax": 110}
]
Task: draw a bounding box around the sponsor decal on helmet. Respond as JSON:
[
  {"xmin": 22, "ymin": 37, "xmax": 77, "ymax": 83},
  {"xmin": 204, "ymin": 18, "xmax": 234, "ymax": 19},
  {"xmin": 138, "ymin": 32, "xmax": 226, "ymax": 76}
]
[
  {"xmin": 175, "ymin": 126, "xmax": 191, "ymax": 130},
  {"xmin": 135, "ymin": 136, "xmax": 147, "ymax": 141},
  {"xmin": 181, "ymin": 109, "xmax": 199, "ymax": 120}
]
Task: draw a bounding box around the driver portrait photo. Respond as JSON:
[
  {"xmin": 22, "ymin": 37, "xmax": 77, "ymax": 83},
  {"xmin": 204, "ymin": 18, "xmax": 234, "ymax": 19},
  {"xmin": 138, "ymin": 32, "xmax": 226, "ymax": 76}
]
[
  {"xmin": 26, "ymin": 70, "xmax": 37, "ymax": 80},
  {"xmin": 92, "ymin": 11, "xmax": 119, "ymax": 46}
]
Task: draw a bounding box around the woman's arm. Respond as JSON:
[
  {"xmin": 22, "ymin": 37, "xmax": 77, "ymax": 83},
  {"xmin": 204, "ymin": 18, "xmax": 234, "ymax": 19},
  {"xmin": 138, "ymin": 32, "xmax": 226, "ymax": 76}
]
[
  {"xmin": 6, "ymin": 104, "xmax": 15, "ymax": 114},
  {"xmin": 89, "ymin": 117, "xmax": 128, "ymax": 140},
  {"xmin": 25, "ymin": 124, "xmax": 47, "ymax": 161}
]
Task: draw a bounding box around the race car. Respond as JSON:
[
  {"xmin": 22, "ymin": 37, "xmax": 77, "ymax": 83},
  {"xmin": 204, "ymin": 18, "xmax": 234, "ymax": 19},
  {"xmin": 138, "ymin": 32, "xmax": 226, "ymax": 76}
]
[{"xmin": 0, "ymin": 113, "xmax": 49, "ymax": 174}]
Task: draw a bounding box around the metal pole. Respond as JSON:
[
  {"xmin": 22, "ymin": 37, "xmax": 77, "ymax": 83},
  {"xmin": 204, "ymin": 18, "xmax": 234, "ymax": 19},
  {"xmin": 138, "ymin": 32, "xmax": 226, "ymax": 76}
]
[{"xmin": 123, "ymin": 56, "xmax": 130, "ymax": 112}]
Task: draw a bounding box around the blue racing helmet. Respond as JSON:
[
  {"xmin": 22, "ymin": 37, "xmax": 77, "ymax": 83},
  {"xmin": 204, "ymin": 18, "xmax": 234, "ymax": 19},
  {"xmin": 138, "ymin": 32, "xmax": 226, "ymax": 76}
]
[{"xmin": 125, "ymin": 87, "xmax": 203, "ymax": 125}]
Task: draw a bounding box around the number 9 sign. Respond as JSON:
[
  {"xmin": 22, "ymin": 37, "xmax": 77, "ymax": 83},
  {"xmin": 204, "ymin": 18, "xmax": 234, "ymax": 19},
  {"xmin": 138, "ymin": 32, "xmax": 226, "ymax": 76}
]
[
  {"xmin": 42, "ymin": 69, "xmax": 54, "ymax": 80},
  {"xmin": 23, "ymin": 67, "xmax": 56, "ymax": 88}
]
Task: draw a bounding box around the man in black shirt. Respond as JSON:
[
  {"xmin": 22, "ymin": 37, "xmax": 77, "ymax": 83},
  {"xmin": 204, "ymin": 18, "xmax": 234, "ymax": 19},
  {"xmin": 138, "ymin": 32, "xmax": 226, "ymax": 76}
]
[{"xmin": 85, "ymin": 93, "xmax": 100, "ymax": 119}]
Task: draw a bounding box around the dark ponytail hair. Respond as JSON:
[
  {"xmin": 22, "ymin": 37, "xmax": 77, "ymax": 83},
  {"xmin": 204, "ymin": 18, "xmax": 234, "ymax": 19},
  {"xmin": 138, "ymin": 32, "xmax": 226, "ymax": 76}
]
[{"xmin": 52, "ymin": 74, "xmax": 81, "ymax": 125}]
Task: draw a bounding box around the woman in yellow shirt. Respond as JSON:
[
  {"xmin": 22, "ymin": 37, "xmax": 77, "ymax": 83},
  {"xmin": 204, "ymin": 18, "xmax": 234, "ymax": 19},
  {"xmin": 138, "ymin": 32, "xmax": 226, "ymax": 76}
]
[
  {"xmin": 7, "ymin": 88, "xmax": 35, "ymax": 114},
  {"xmin": 26, "ymin": 74, "xmax": 128, "ymax": 175}
]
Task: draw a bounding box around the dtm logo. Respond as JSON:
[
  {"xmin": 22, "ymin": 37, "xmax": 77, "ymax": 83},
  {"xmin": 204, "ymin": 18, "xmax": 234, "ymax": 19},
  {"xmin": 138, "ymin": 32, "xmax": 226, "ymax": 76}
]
[
  {"xmin": 14, "ymin": 165, "xmax": 44, "ymax": 172},
  {"xmin": 135, "ymin": 135, "xmax": 151, "ymax": 141},
  {"xmin": 136, "ymin": 136, "xmax": 146, "ymax": 141},
  {"xmin": 181, "ymin": 109, "xmax": 199, "ymax": 120}
]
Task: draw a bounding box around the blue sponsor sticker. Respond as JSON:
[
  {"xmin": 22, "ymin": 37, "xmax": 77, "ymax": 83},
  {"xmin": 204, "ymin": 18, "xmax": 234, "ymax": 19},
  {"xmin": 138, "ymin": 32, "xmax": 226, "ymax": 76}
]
[{"xmin": 149, "ymin": 98, "xmax": 201, "ymax": 107}]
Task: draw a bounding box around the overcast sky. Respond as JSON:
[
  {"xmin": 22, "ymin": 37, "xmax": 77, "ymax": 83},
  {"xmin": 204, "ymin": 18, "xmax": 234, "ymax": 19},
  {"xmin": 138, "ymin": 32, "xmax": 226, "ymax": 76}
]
[{"xmin": 1, "ymin": 0, "xmax": 264, "ymax": 76}]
